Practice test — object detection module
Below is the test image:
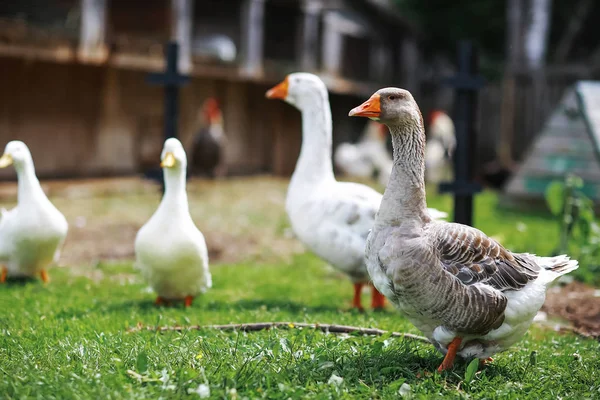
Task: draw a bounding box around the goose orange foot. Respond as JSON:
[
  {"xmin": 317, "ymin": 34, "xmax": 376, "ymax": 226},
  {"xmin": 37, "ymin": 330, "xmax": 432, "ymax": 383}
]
[
  {"xmin": 352, "ymin": 283, "xmax": 365, "ymax": 312},
  {"xmin": 437, "ymin": 337, "xmax": 462, "ymax": 372},
  {"xmin": 371, "ymin": 285, "xmax": 386, "ymax": 310},
  {"xmin": 155, "ymin": 296, "xmax": 194, "ymax": 307},
  {"xmin": 40, "ymin": 269, "xmax": 50, "ymax": 283}
]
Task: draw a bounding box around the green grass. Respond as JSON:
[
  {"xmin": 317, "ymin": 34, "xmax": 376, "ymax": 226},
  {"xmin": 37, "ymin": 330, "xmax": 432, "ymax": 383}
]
[
  {"xmin": 0, "ymin": 178, "xmax": 598, "ymax": 399},
  {"xmin": 1, "ymin": 255, "xmax": 599, "ymax": 399}
]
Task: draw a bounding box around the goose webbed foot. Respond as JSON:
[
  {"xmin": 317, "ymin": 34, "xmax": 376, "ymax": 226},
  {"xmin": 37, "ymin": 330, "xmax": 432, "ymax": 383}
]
[{"xmin": 437, "ymin": 337, "xmax": 462, "ymax": 372}]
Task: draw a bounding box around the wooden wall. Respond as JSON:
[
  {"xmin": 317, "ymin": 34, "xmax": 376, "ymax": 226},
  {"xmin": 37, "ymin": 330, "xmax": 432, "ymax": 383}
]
[{"xmin": 0, "ymin": 57, "xmax": 304, "ymax": 180}]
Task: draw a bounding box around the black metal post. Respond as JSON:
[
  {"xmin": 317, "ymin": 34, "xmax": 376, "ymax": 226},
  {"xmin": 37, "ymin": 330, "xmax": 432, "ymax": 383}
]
[
  {"xmin": 145, "ymin": 41, "xmax": 190, "ymax": 188},
  {"xmin": 439, "ymin": 41, "xmax": 484, "ymax": 226}
]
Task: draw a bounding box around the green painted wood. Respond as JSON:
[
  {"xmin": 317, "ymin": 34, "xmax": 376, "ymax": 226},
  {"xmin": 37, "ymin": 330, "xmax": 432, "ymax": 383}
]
[{"xmin": 504, "ymin": 81, "xmax": 600, "ymax": 204}]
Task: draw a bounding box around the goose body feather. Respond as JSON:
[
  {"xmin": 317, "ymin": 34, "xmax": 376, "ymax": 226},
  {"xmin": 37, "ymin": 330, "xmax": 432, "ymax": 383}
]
[
  {"xmin": 135, "ymin": 138, "xmax": 211, "ymax": 301},
  {"xmin": 0, "ymin": 141, "xmax": 68, "ymax": 278}
]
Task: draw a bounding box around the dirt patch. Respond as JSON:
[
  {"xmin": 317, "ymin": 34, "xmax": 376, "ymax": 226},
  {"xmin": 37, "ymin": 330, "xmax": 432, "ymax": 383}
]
[
  {"xmin": 0, "ymin": 175, "xmax": 304, "ymax": 269},
  {"xmin": 543, "ymin": 282, "xmax": 600, "ymax": 339}
]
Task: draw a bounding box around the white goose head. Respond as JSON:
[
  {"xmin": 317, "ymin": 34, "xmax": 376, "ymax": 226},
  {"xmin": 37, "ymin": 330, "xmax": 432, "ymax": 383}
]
[
  {"xmin": 160, "ymin": 138, "xmax": 187, "ymax": 171},
  {"xmin": 0, "ymin": 140, "xmax": 34, "ymax": 173},
  {"xmin": 265, "ymin": 72, "xmax": 329, "ymax": 111}
]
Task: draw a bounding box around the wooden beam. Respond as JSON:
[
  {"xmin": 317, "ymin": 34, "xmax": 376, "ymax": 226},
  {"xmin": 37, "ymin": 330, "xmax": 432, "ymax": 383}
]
[
  {"xmin": 78, "ymin": 0, "xmax": 108, "ymax": 63},
  {"xmin": 322, "ymin": 13, "xmax": 343, "ymax": 77},
  {"xmin": 369, "ymin": 42, "xmax": 390, "ymax": 82},
  {"xmin": 553, "ymin": 0, "xmax": 593, "ymax": 64},
  {"xmin": 240, "ymin": 0, "xmax": 266, "ymax": 78},
  {"xmin": 300, "ymin": 0, "xmax": 322, "ymax": 71},
  {"xmin": 399, "ymin": 35, "xmax": 419, "ymax": 94},
  {"xmin": 506, "ymin": 0, "xmax": 524, "ymax": 71},
  {"xmin": 171, "ymin": 0, "xmax": 193, "ymax": 74}
]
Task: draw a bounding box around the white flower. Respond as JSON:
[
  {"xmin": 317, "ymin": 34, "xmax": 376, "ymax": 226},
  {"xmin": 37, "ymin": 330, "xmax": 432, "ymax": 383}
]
[
  {"xmin": 328, "ymin": 373, "xmax": 343, "ymax": 386},
  {"xmin": 398, "ymin": 383, "xmax": 412, "ymax": 398},
  {"xmin": 228, "ymin": 388, "xmax": 238, "ymax": 399},
  {"xmin": 188, "ymin": 384, "xmax": 210, "ymax": 398}
]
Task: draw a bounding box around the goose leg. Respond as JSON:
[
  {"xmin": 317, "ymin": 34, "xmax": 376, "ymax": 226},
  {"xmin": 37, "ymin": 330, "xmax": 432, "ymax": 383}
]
[
  {"xmin": 0, "ymin": 266, "xmax": 6, "ymax": 283},
  {"xmin": 352, "ymin": 283, "xmax": 364, "ymax": 311},
  {"xmin": 184, "ymin": 296, "xmax": 194, "ymax": 307},
  {"xmin": 40, "ymin": 269, "xmax": 50, "ymax": 283},
  {"xmin": 437, "ymin": 337, "xmax": 462, "ymax": 372},
  {"xmin": 371, "ymin": 285, "xmax": 386, "ymax": 310}
]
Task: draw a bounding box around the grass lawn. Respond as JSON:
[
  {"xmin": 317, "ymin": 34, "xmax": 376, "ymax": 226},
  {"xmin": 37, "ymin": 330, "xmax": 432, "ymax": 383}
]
[{"xmin": 0, "ymin": 177, "xmax": 598, "ymax": 399}]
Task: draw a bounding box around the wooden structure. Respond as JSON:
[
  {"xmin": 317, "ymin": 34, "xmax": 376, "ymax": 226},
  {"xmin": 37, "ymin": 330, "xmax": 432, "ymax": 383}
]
[
  {"xmin": 438, "ymin": 41, "xmax": 484, "ymax": 226},
  {"xmin": 503, "ymin": 81, "xmax": 600, "ymax": 205},
  {"xmin": 0, "ymin": 0, "xmax": 437, "ymax": 179}
]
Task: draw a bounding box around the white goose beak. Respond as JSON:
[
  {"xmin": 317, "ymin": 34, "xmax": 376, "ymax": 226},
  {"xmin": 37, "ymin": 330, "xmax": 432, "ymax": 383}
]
[
  {"xmin": 160, "ymin": 152, "xmax": 176, "ymax": 168},
  {"xmin": 0, "ymin": 154, "xmax": 13, "ymax": 168}
]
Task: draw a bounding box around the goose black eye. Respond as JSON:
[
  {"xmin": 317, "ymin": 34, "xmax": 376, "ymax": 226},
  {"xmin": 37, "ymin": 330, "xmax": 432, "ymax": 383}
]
[{"xmin": 388, "ymin": 95, "xmax": 397, "ymax": 100}]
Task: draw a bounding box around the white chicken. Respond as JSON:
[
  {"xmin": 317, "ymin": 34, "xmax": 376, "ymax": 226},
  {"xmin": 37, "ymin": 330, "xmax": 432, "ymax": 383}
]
[
  {"xmin": 425, "ymin": 110, "xmax": 456, "ymax": 186},
  {"xmin": 334, "ymin": 120, "xmax": 393, "ymax": 186}
]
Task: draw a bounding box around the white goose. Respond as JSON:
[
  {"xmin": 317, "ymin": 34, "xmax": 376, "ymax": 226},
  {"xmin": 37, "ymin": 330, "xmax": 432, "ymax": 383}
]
[
  {"xmin": 135, "ymin": 138, "xmax": 212, "ymax": 307},
  {"xmin": 0, "ymin": 141, "xmax": 68, "ymax": 283},
  {"xmin": 266, "ymin": 73, "xmax": 447, "ymax": 310},
  {"xmin": 350, "ymin": 88, "xmax": 578, "ymax": 371}
]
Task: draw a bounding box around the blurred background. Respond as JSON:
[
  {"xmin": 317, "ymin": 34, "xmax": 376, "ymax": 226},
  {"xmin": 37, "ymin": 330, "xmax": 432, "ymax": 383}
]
[{"xmin": 0, "ymin": 0, "xmax": 598, "ymax": 191}]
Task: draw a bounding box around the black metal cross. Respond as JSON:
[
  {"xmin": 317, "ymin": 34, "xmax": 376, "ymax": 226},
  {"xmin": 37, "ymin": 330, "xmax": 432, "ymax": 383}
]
[
  {"xmin": 145, "ymin": 41, "xmax": 190, "ymax": 185},
  {"xmin": 438, "ymin": 40, "xmax": 485, "ymax": 226}
]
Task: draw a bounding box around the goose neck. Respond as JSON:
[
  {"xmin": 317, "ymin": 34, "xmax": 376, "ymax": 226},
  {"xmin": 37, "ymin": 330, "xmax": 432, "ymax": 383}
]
[
  {"xmin": 16, "ymin": 161, "xmax": 47, "ymax": 206},
  {"xmin": 291, "ymin": 95, "xmax": 335, "ymax": 185},
  {"xmin": 161, "ymin": 167, "xmax": 189, "ymax": 210},
  {"xmin": 378, "ymin": 124, "xmax": 430, "ymax": 225}
]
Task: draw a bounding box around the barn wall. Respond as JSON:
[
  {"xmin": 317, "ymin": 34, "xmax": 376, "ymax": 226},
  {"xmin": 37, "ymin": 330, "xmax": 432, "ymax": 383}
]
[
  {"xmin": 0, "ymin": 57, "xmax": 301, "ymax": 180},
  {"xmin": 0, "ymin": 57, "xmax": 103, "ymax": 178}
]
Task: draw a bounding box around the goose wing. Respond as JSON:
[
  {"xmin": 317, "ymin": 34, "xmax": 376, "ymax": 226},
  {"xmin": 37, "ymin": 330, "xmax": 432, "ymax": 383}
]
[{"xmin": 432, "ymin": 222, "xmax": 540, "ymax": 292}]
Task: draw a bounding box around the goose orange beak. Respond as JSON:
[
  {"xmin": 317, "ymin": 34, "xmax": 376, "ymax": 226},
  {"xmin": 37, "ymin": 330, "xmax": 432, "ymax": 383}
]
[
  {"xmin": 160, "ymin": 152, "xmax": 176, "ymax": 168},
  {"xmin": 265, "ymin": 77, "xmax": 289, "ymax": 99},
  {"xmin": 349, "ymin": 94, "xmax": 381, "ymax": 118}
]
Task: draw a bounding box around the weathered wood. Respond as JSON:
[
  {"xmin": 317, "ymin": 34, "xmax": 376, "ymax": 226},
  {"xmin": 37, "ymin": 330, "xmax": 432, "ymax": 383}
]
[
  {"xmin": 78, "ymin": 0, "xmax": 108, "ymax": 63},
  {"xmin": 300, "ymin": 0, "xmax": 321, "ymax": 71},
  {"xmin": 439, "ymin": 41, "xmax": 484, "ymax": 226},
  {"xmin": 93, "ymin": 68, "xmax": 136, "ymax": 172},
  {"xmin": 321, "ymin": 17, "xmax": 342, "ymax": 77},
  {"xmin": 504, "ymin": 81, "xmax": 600, "ymax": 203},
  {"xmin": 523, "ymin": 0, "xmax": 552, "ymax": 70},
  {"xmin": 553, "ymin": 0, "xmax": 593, "ymax": 64},
  {"xmin": 369, "ymin": 42, "xmax": 390, "ymax": 82},
  {"xmin": 170, "ymin": 0, "xmax": 193, "ymax": 73},
  {"xmin": 506, "ymin": 0, "xmax": 524, "ymax": 71},
  {"xmin": 399, "ymin": 35, "xmax": 419, "ymax": 95},
  {"xmin": 240, "ymin": 0, "xmax": 266, "ymax": 77}
]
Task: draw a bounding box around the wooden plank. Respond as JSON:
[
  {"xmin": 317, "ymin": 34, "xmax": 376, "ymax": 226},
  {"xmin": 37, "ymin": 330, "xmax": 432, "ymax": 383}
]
[
  {"xmin": 369, "ymin": 42, "xmax": 391, "ymax": 82},
  {"xmin": 171, "ymin": 0, "xmax": 193, "ymax": 73},
  {"xmin": 399, "ymin": 35, "xmax": 419, "ymax": 95},
  {"xmin": 300, "ymin": 0, "xmax": 321, "ymax": 71},
  {"xmin": 321, "ymin": 23, "xmax": 342, "ymax": 77},
  {"xmin": 531, "ymin": 133, "xmax": 597, "ymax": 155},
  {"xmin": 507, "ymin": 175, "xmax": 600, "ymax": 199},
  {"xmin": 577, "ymin": 81, "xmax": 600, "ymax": 155},
  {"xmin": 240, "ymin": 0, "xmax": 266, "ymax": 78},
  {"xmin": 79, "ymin": 0, "xmax": 108, "ymax": 63}
]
